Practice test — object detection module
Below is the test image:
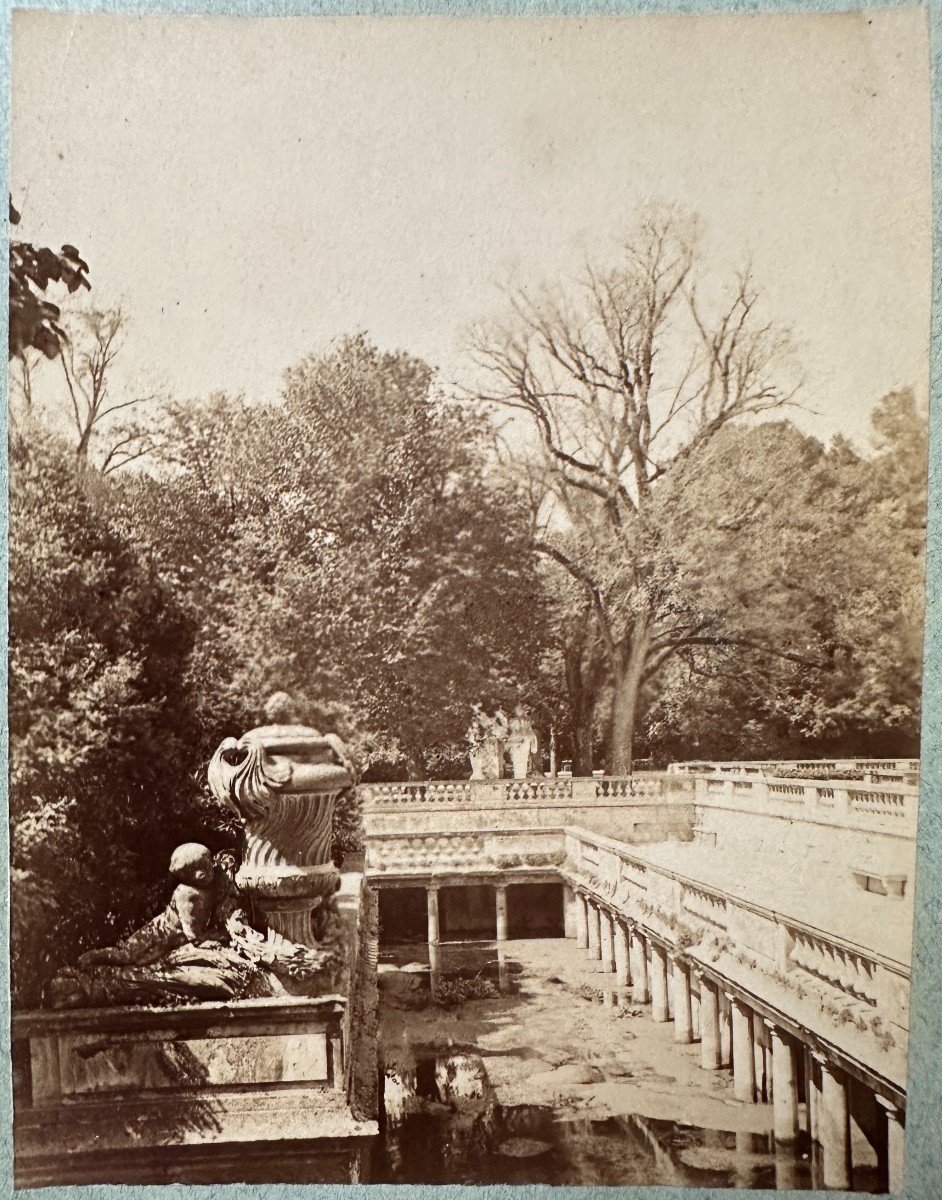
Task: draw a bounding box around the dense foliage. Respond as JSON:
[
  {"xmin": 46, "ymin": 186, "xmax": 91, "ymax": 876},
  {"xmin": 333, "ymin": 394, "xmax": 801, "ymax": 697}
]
[{"xmin": 8, "ymin": 338, "xmax": 549, "ymax": 1002}]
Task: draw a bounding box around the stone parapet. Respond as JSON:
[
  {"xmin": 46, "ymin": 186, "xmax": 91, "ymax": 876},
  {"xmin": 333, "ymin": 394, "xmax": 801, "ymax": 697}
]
[{"xmin": 564, "ymin": 825, "xmax": 910, "ymax": 1101}]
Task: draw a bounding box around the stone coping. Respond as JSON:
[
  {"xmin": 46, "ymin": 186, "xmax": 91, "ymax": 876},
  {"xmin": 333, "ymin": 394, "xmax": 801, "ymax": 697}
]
[{"xmin": 12, "ymin": 993, "xmax": 348, "ymax": 1038}]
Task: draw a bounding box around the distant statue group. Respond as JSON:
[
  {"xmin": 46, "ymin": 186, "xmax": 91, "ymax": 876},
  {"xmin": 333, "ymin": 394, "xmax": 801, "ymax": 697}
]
[
  {"xmin": 467, "ymin": 707, "xmax": 538, "ymax": 780},
  {"xmin": 49, "ymin": 695, "xmax": 355, "ymax": 1010}
]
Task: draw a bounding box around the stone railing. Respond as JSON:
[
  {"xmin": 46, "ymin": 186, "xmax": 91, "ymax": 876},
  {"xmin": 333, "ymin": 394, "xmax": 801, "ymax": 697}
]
[
  {"xmin": 360, "ymin": 773, "xmax": 696, "ymax": 844},
  {"xmin": 360, "ymin": 773, "xmax": 690, "ymax": 809},
  {"xmin": 786, "ymin": 927, "xmax": 883, "ymax": 1007},
  {"xmin": 669, "ymin": 757, "xmax": 920, "ymax": 780},
  {"xmin": 563, "ymin": 825, "xmax": 910, "ymax": 1089},
  {"xmin": 692, "ymin": 773, "xmax": 918, "ymax": 837}
]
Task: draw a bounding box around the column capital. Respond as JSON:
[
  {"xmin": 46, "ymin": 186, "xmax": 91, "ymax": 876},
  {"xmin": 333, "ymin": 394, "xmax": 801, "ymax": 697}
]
[{"xmin": 875, "ymin": 1095, "xmax": 905, "ymax": 1123}]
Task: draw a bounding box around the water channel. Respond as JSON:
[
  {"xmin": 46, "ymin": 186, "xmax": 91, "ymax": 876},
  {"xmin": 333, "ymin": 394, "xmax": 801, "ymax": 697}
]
[{"xmin": 367, "ymin": 937, "xmax": 883, "ymax": 1190}]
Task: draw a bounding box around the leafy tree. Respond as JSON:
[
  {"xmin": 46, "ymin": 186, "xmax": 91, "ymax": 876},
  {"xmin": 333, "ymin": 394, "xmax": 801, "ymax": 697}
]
[
  {"xmin": 643, "ymin": 395, "xmax": 926, "ymax": 760},
  {"xmin": 8, "ymin": 426, "xmax": 227, "ymax": 1005},
  {"xmin": 129, "ymin": 336, "xmax": 549, "ymax": 778},
  {"xmin": 8, "ymin": 200, "xmax": 90, "ymax": 360}
]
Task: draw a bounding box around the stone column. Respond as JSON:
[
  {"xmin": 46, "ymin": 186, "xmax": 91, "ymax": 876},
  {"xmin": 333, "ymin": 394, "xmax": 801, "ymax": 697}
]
[
  {"xmin": 599, "ymin": 910, "xmax": 615, "ymax": 972},
  {"xmin": 697, "ymin": 975, "xmax": 722, "ymax": 1070},
  {"xmin": 651, "ymin": 944, "xmax": 670, "ymax": 1022},
  {"xmin": 730, "ymin": 996, "xmax": 756, "ymax": 1102},
  {"xmin": 563, "ymin": 886, "xmax": 576, "ymax": 938},
  {"xmin": 673, "ymin": 958, "xmax": 693, "ymax": 1043},
  {"xmin": 818, "ymin": 1056, "xmax": 851, "ymax": 1190},
  {"xmin": 613, "ymin": 921, "xmax": 631, "ymax": 989},
  {"xmin": 773, "ymin": 1141, "xmax": 801, "ymax": 1191},
  {"xmin": 495, "ymin": 884, "xmax": 509, "ymax": 942},
  {"xmin": 630, "ymin": 929, "xmax": 649, "ymax": 1004},
  {"xmin": 429, "ymin": 940, "xmax": 443, "ymax": 988},
  {"xmin": 575, "ymin": 893, "xmax": 589, "ymax": 949},
  {"xmin": 691, "ymin": 983, "xmax": 701, "ymax": 1040},
  {"xmin": 587, "ymin": 902, "xmax": 602, "ymax": 962},
  {"xmin": 807, "ymin": 1047, "xmax": 822, "ymax": 1142},
  {"xmin": 753, "ymin": 1014, "xmax": 768, "ymax": 1103},
  {"xmin": 768, "ymin": 1024, "xmax": 799, "ymax": 1143},
  {"xmin": 427, "ymin": 886, "xmax": 441, "ymax": 946},
  {"xmin": 877, "ymin": 1097, "xmax": 905, "ymax": 1194},
  {"xmin": 719, "ymin": 992, "xmax": 732, "ymax": 1067}
]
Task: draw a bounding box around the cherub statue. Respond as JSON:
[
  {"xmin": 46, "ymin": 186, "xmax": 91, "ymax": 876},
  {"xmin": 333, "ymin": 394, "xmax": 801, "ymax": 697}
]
[
  {"xmin": 48, "ymin": 842, "xmax": 345, "ymax": 1009},
  {"xmin": 77, "ymin": 844, "xmax": 224, "ymax": 968}
]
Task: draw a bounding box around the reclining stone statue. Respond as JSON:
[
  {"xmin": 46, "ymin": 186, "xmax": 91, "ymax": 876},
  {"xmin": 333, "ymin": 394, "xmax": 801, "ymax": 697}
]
[{"xmin": 49, "ymin": 695, "xmax": 356, "ymax": 1010}]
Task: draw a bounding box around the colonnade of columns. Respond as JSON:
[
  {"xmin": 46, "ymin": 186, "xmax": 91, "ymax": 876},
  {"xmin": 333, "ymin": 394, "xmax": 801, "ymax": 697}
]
[{"xmin": 564, "ymin": 885, "xmax": 905, "ymax": 1192}]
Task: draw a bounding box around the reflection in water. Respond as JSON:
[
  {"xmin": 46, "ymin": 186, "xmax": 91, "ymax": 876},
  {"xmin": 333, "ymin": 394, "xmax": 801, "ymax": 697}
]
[
  {"xmin": 373, "ymin": 942, "xmax": 885, "ymax": 1191},
  {"xmin": 373, "ymin": 1044, "xmax": 826, "ymax": 1188}
]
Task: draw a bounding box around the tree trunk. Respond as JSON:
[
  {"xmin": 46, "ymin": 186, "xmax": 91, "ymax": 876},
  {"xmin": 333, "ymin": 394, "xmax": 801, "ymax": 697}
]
[
  {"xmin": 404, "ymin": 748, "xmax": 426, "ymax": 781},
  {"xmin": 609, "ymin": 624, "xmax": 650, "ymax": 776},
  {"xmin": 571, "ymin": 720, "xmax": 595, "ymax": 777},
  {"xmin": 564, "ymin": 617, "xmax": 607, "ymax": 776},
  {"xmin": 75, "ymin": 424, "xmax": 93, "ymax": 469}
]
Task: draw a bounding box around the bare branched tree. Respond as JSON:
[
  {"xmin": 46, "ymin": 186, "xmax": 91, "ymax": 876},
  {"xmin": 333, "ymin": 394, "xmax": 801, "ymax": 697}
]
[
  {"xmin": 58, "ymin": 306, "xmax": 162, "ymax": 472},
  {"xmin": 469, "ymin": 206, "xmax": 804, "ymax": 772}
]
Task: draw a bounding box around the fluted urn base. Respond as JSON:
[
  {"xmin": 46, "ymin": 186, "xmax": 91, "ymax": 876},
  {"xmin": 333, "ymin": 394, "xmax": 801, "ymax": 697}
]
[{"xmin": 237, "ymin": 790, "xmax": 341, "ymax": 949}]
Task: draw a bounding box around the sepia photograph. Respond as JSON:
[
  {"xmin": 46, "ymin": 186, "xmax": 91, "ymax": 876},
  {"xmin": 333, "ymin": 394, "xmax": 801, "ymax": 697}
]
[{"xmin": 6, "ymin": 6, "xmax": 932, "ymax": 1192}]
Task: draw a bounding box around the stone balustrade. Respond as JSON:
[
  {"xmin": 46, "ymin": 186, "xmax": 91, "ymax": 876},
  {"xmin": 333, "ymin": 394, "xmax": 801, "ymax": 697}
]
[
  {"xmin": 361, "ymin": 770, "xmax": 918, "ymax": 840},
  {"xmin": 669, "ymin": 757, "xmax": 920, "ymax": 780},
  {"xmin": 693, "ymin": 772, "xmax": 918, "ymax": 837},
  {"xmin": 360, "ymin": 773, "xmax": 695, "ymax": 843},
  {"xmin": 564, "ymin": 827, "xmax": 910, "ymax": 1068},
  {"xmin": 561, "ymin": 823, "xmax": 910, "ymax": 1191},
  {"xmin": 360, "ymin": 773, "xmax": 689, "ymax": 809}
]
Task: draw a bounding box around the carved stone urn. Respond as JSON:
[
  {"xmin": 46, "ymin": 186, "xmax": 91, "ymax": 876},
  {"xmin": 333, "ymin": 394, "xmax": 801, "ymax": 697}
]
[{"xmin": 208, "ymin": 694, "xmax": 355, "ymax": 948}]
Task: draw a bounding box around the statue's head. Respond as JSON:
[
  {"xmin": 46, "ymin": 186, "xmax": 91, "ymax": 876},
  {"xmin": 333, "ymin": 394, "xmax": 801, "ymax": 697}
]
[{"xmin": 169, "ymin": 842, "xmax": 214, "ymax": 887}]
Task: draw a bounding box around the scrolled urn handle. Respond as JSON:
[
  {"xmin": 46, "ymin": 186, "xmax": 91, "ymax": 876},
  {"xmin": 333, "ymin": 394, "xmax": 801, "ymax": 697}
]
[{"xmin": 208, "ymin": 736, "xmax": 292, "ymax": 821}]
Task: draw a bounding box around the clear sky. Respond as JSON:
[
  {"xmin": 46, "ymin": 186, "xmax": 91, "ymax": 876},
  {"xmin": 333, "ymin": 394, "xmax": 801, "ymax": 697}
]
[{"xmin": 10, "ymin": 8, "xmax": 931, "ymax": 444}]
